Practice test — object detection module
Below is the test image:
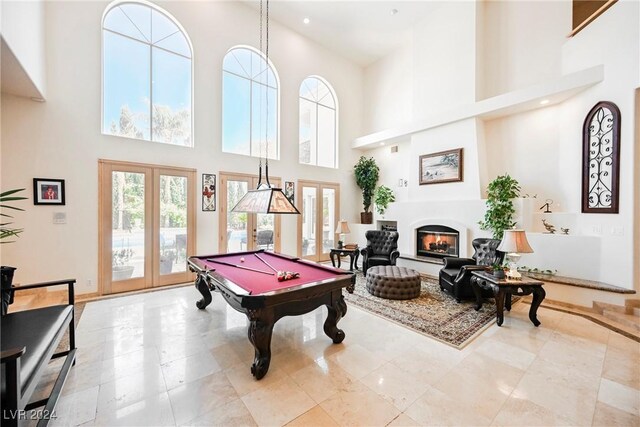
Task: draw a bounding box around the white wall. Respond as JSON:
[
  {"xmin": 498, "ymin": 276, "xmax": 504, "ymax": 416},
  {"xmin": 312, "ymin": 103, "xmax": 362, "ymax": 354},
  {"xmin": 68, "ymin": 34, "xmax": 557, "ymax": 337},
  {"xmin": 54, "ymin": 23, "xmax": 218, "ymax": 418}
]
[
  {"xmin": 0, "ymin": 0, "xmax": 363, "ymax": 293},
  {"xmin": 363, "ymin": 38, "xmax": 413, "ymax": 134},
  {"xmin": 361, "ymin": 0, "xmax": 639, "ymax": 290},
  {"xmin": 1, "ymin": 0, "xmax": 47, "ymax": 97},
  {"xmin": 411, "ymin": 1, "xmax": 477, "ymax": 118},
  {"xmin": 479, "ymin": 0, "xmax": 569, "ymax": 99}
]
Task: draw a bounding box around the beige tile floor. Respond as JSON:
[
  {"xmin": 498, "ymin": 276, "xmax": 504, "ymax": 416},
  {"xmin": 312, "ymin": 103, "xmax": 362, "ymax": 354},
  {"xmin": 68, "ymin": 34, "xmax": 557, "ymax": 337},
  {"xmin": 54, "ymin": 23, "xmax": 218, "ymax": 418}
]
[{"xmin": 34, "ymin": 285, "xmax": 639, "ymax": 426}]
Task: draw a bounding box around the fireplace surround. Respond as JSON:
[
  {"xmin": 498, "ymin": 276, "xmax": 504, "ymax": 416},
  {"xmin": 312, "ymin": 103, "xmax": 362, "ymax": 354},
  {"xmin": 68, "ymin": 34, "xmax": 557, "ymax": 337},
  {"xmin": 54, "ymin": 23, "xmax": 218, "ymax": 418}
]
[{"xmin": 416, "ymin": 225, "xmax": 460, "ymax": 259}]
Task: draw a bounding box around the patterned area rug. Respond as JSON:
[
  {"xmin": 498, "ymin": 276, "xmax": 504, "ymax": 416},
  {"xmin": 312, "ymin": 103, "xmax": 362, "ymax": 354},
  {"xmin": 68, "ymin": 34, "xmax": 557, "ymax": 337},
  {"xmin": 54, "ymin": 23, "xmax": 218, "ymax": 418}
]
[{"xmin": 344, "ymin": 272, "xmax": 510, "ymax": 348}]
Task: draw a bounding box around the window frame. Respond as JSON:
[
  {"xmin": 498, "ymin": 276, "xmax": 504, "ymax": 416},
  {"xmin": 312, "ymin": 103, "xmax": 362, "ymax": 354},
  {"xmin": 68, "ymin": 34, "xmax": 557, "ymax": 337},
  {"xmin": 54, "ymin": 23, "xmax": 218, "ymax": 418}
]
[
  {"xmin": 298, "ymin": 75, "xmax": 339, "ymax": 169},
  {"xmin": 221, "ymin": 45, "xmax": 281, "ymax": 160},
  {"xmin": 101, "ymin": 0, "xmax": 195, "ymax": 147}
]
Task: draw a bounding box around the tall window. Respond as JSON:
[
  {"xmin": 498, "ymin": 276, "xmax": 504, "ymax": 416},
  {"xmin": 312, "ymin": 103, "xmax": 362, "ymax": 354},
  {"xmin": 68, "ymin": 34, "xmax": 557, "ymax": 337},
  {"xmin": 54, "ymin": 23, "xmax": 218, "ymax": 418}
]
[
  {"xmin": 299, "ymin": 76, "xmax": 338, "ymax": 168},
  {"xmin": 222, "ymin": 46, "xmax": 279, "ymax": 159},
  {"xmin": 102, "ymin": 2, "xmax": 193, "ymax": 146}
]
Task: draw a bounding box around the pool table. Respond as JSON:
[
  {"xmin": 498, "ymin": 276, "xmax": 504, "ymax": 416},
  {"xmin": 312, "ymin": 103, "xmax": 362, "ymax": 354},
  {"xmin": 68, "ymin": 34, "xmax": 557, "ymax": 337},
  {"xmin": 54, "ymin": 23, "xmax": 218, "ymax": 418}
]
[{"xmin": 187, "ymin": 250, "xmax": 355, "ymax": 380}]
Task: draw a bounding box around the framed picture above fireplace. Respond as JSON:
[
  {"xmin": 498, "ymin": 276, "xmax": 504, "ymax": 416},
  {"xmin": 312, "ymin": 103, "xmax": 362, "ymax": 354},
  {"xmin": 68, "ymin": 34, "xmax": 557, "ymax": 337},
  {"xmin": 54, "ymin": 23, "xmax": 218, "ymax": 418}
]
[{"xmin": 419, "ymin": 148, "xmax": 463, "ymax": 185}]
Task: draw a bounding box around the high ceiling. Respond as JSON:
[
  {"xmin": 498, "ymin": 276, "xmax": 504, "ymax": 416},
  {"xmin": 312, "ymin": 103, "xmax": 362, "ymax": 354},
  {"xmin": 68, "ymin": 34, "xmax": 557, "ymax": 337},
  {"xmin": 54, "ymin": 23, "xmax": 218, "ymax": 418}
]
[{"xmin": 244, "ymin": 1, "xmax": 441, "ymax": 66}]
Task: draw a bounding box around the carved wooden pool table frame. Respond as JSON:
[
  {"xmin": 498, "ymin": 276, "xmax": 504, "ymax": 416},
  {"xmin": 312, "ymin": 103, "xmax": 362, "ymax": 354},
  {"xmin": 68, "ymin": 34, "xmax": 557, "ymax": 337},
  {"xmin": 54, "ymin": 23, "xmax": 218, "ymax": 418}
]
[{"xmin": 188, "ymin": 251, "xmax": 355, "ymax": 380}]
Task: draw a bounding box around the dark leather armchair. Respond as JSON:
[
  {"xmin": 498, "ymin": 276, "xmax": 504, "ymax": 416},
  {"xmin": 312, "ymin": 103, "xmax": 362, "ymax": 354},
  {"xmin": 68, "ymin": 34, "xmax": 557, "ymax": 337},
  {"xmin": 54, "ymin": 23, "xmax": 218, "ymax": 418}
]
[
  {"xmin": 256, "ymin": 230, "xmax": 273, "ymax": 250},
  {"xmin": 361, "ymin": 230, "xmax": 400, "ymax": 274},
  {"xmin": 439, "ymin": 238, "xmax": 504, "ymax": 302}
]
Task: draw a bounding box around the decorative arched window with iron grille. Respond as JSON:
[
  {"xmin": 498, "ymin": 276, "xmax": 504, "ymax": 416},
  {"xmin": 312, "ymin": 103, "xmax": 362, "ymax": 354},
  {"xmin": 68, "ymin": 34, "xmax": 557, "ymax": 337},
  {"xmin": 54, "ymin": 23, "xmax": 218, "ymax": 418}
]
[{"xmin": 582, "ymin": 101, "xmax": 621, "ymax": 214}]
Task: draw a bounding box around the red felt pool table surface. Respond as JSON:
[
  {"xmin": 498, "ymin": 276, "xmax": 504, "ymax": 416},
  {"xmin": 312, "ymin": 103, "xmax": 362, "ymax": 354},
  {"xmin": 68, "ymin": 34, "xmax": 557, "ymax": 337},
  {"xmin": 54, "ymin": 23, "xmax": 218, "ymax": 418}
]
[{"xmin": 196, "ymin": 252, "xmax": 346, "ymax": 295}]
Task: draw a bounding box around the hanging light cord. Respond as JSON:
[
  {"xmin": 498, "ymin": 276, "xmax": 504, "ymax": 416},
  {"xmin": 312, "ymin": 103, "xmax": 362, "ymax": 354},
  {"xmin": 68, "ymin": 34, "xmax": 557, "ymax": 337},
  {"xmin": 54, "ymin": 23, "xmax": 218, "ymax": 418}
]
[
  {"xmin": 264, "ymin": 0, "xmax": 271, "ymax": 187},
  {"xmin": 255, "ymin": 0, "xmax": 263, "ymax": 188}
]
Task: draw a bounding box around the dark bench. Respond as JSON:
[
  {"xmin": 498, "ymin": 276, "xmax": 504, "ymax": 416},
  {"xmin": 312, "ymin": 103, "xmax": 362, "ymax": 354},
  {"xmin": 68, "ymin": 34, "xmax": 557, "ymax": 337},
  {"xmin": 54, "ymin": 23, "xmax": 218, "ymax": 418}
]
[{"xmin": 1, "ymin": 279, "xmax": 77, "ymax": 427}]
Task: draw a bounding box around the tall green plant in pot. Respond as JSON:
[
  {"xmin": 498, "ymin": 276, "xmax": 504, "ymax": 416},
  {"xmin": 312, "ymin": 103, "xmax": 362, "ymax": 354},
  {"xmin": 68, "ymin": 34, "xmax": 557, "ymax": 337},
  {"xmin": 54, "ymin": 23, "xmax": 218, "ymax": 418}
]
[
  {"xmin": 354, "ymin": 156, "xmax": 379, "ymax": 224},
  {"xmin": 374, "ymin": 185, "xmax": 395, "ymax": 216},
  {"xmin": 478, "ymin": 175, "xmax": 521, "ymax": 239},
  {"xmin": 1, "ymin": 189, "xmax": 27, "ymax": 315}
]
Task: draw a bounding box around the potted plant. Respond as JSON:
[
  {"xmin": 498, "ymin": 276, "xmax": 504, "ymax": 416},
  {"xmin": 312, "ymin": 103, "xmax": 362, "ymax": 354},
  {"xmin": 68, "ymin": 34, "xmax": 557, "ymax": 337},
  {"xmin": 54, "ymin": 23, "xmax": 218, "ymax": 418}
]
[
  {"xmin": 478, "ymin": 174, "xmax": 521, "ymax": 239},
  {"xmin": 1, "ymin": 188, "xmax": 27, "ymax": 315},
  {"xmin": 491, "ymin": 263, "xmax": 507, "ymax": 279},
  {"xmin": 374, "ymin": 185, "xmax": 395, "ymax": 217},
  {"xmin": 160, "ymin": 248, "xmax": 176, "ymax": 275},
  {"xmin": 112, "ymin": 247, "xmax": 135, "ymax": 281},
  {"xmin": 354, "ymin": 156, "xmax": 379, "ymax": 224}
]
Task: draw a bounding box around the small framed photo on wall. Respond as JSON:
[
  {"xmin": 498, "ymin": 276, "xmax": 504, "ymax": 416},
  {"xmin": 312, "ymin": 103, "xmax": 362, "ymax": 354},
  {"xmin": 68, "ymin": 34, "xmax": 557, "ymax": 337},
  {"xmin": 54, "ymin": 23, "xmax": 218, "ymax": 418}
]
[
  {"xmin": 202, "ymin": 173, "xmax": 216, "ymax": 211},
  {"xmin": 33, "ymin": 178, "xmax": 65, "ymax": 205},
  {"xmin": 284, "ymin": 181, "xmax": 295, "ymax": 204}
]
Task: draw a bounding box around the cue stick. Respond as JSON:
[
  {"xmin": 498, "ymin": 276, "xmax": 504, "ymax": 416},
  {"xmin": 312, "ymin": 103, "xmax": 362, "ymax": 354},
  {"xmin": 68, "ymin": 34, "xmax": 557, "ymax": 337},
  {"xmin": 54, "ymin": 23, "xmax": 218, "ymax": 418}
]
[
  {"xmin": 254, "ymin": 253, "xmax": 279, "ymax": 273},
  {"xmin": 205, "ymin": 259, "xmax": 274, "ymax": 276}
]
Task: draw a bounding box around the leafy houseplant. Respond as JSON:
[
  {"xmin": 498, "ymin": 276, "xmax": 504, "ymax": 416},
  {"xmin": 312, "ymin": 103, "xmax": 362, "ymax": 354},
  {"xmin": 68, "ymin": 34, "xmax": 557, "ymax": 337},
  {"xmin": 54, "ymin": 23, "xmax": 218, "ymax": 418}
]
[
  {"xmin": 1, "ymin": 189, "xmax": 27, "ymax": 243},
  {"xmin": 491, "ymin": 263, "xmax": 507, "ymax": 279},
  {"xmin": 354, "ymin": 156, "xmax": 379, "ymax": 224},
  {"xmin": 112, "ymin": 246, "xmax": 135, "ymax": 281},
  {"xmin": 112, "ymin": 248, "xmax": 134, "ymax": 267},
  {"xmin": 374, "ymin": 186, "xmax": 395, "ymax": 216},
  {"xmin": 479, "ymin": 174, "xmax": 521, "ymax": 240},
  {"xmin": 160, "ymin": 248, "xmax": 176, "ymax": 275},
  {"xmin": 1, "ymin": 188, "xmax": 27, "ymax": 315}
]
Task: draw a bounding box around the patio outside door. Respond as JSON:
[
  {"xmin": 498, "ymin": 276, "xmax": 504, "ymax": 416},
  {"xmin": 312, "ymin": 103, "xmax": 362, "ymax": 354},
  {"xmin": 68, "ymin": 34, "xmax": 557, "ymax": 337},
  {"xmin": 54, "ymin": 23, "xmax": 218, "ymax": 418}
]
[
  {"xmin": 219, "ymin": 172, "xmax": 281, "ymax": 253},
  {"xmin": 297, "ymin": 180, "xmax": 339, "ymax": 262},
  {"xmin": 99, "ymin": 160, "xmax": 196, "ymax": 294}
]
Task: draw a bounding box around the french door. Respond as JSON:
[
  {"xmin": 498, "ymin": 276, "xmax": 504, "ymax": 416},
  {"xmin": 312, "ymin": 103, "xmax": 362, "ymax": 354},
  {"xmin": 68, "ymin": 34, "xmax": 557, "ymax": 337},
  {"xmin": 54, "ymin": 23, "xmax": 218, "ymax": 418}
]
[
  {"xmin": 99, "ymin": 160, "xmax": 196, "ymax": 294},
  {"xmin": 219, "ymin": 172, "xmax": 281, "ymax": 253},
  {"xmin": 297, "ymin": 180, "xmax": 339, "ymax": 261}
]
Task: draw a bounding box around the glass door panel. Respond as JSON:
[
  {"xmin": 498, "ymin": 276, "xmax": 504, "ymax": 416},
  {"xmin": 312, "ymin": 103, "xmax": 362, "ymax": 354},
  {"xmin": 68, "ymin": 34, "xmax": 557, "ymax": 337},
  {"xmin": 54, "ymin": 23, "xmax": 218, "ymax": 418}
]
[
  {"xmin": 226, "ymin": 179, "xmax": 249, "ymax": 252},
  {"xmin": 301, "ymin": 185, "xmax": 317, "ymax": 258},
  {"xmin": 256, "ymin": 214, "xmax": 274, "ymax": 250},
  {"xmin": 112, "ymin": 171, "xmax": 146, "ymax": 282},
  {"xmin": 100, "ymin": 161, "xmax": 196, "ymax": 295},
  {"xmin": 159, "ymin": 175, "xmax": 188, "ymax": 275},
  {"xmin": 219, "ymin": 173, "xmax": 282, "ymax": 254},
  {"xmin": 322, "ymin": 188, "xmax": 336, "ymax": 255},
  {"xmin": 298, "ymin": 181, "xmax": 339, "ymax": 262}
]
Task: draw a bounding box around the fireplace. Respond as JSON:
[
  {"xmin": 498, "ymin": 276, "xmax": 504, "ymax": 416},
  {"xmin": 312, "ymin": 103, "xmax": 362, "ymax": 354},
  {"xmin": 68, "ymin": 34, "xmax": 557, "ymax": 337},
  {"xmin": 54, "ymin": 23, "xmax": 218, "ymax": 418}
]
[{"xmin": 416, "ymin": 225, "xmax": 459, "ymax": 258}]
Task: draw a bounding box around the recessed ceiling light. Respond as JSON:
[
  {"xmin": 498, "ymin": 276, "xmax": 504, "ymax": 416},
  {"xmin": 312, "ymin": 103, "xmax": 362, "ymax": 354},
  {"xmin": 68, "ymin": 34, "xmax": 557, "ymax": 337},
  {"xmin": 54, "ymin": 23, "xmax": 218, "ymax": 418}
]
[
  {"xmin": 303, "ymin": 17, "xmax": 310, "ymax": 24},
  {"xmin": 380, "ymin": 142, "xmax": 385, "ymax": 146},
  {"xmin": 540, "ymin": 99, "xmax": 550, "ymax": 105},
  {"xmin": 391, "ymin": 9, "xmax": 399, "ymax": 15}
]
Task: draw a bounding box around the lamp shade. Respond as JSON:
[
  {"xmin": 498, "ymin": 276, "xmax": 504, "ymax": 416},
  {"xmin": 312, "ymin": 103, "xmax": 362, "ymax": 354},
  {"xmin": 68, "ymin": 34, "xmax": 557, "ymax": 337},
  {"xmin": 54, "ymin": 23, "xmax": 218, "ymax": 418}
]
[
  {"xmin": 335, "ymin": 220, "xmax": 350, "ymax": 234},
  {"xmin": 231, "ymin": 187, "xmax": 300, "ymax": 214},
  {"xmin": 497, "ymin": 229, "xmax": 534, "ymax": 254}
]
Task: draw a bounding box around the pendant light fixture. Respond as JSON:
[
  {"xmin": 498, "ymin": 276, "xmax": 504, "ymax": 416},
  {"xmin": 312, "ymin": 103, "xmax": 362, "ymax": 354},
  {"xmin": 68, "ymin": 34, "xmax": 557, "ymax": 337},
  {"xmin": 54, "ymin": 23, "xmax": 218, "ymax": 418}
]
[{"xmin": 231, "ymin": 0, "xmax": 300, "ymax": 215}]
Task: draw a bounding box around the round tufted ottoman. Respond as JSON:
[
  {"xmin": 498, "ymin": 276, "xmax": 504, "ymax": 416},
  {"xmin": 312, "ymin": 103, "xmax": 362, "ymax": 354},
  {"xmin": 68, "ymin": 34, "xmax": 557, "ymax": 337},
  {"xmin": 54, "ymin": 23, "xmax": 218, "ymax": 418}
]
[{"xmin": 365, "ymin": 266, "xmax": 421, "ymax": 300}]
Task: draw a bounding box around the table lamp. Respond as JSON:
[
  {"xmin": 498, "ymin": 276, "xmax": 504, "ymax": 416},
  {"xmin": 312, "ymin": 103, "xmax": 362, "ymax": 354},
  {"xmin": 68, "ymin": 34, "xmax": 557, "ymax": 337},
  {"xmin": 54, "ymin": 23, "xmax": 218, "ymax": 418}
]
[
  {"xmin": 335, "ymin": 220, "xmax": 350, "ymax": 249},
  {"xmin": 497, "ymin": 229, "xmax": 534, "ymax": 279}
]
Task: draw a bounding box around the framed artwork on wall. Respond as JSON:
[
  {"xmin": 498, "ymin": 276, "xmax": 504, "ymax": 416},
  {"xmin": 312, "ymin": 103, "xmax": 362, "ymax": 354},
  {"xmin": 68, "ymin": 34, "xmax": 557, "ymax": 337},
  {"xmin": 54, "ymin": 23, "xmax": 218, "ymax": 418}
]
[
  {"xmin": 582, "ymin": 101, "xmax": 621, "ymax": 214},
  {"xmin": 202, "ymin": 173, "xmax": 216, "ymax": 211},
  {"xmin": 284, "ymin": 181, "xmax": 295, "ymax": 204},
  {"xmin": 419, "ymin": 148, "xmax": 463, "ymax": 185},
  {"xmin": 33, "ymin": 178, "xmax": 65, "ymax": 205}
]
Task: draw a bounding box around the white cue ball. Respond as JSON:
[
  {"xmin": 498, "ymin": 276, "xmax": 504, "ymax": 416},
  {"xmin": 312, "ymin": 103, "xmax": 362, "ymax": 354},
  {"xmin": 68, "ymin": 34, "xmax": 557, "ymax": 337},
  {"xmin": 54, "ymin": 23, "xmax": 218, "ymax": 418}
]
[{"xmin": 240, "ymin": 257, "xmax": 245, "ymax": 262}]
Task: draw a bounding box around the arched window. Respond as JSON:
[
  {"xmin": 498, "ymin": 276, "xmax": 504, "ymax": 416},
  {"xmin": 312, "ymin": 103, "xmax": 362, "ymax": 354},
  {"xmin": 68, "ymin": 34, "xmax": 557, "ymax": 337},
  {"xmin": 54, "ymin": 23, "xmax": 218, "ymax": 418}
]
[
  {"xmin": 299, "ymin": 76, "xmax": 338, "ymax": 168},
  {"xmin": 222, "ymin": 46, "xmax": 279, "ymax": 159},
  {"xmin": 102, "ymin": 1, "xmax": 193, "ymax": 146}
]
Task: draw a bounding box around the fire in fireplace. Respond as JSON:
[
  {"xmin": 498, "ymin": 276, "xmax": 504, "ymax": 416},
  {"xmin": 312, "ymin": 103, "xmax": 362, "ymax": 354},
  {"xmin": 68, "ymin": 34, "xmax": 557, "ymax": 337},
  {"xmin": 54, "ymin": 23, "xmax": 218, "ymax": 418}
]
[{"xmin": 416, "ymin": 225, "xmax": 459, "ymax": 258}]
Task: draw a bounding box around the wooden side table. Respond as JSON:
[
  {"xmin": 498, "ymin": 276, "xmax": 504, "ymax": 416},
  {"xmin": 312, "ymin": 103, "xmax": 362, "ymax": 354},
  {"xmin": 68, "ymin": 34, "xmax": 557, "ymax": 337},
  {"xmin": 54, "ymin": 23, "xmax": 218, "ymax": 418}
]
[
  {"xmin": 329, "ymin": 248, "xmax": 360, "ymax": 271},
  {"xmin": 470, "ymin": 271, "xmax": 545, "ymax": 327}
]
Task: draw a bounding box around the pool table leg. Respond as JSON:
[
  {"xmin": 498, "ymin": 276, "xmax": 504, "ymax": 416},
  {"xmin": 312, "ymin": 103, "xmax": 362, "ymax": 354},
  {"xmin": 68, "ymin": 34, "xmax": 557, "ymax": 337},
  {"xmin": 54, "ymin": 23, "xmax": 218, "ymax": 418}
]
[
  {"xmin": 324, "ymin": 293, "xmax": 347, "ymax": 344},
  {"xmin": 247, "ymin": 310, "xmax": 275, "ymax": 380},
  {"xmin": 195, "ymin": 275, "xmax": 212, "ymax": 309}
]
